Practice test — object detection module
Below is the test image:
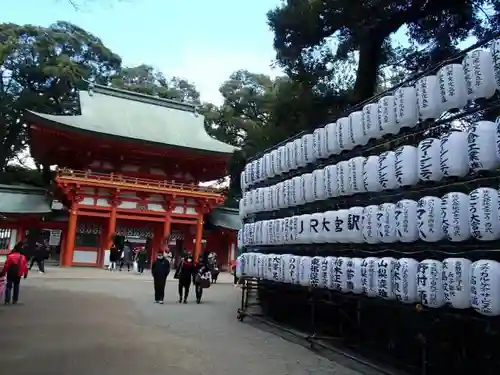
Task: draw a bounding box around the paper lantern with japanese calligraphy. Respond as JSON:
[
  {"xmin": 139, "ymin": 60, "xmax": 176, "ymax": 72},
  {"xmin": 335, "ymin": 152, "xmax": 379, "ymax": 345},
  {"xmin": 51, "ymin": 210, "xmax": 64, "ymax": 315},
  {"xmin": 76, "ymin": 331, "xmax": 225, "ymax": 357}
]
[
  {"xmin": 439, "ymin": 131, "xmax": 469, "ymax": 178},
  {"xmin": 348, "ymin": 157, "xmax": 366, "ymax": 194},
  {"xmin": 256, "ymin": 253, "xmax": 266, "ymax": 278},
  {"xmin": 416, "ymin": 75, "xmax": 441, "ymax": 120},
  {"xmin": 294, "ymin": 138, "xmax": 305, "ymax": 168},
  {"xmin": 418, "ymin": 138, "xmax": 443, "ymax": 182},
  {"xmin": 347, "ymin": 206, "xmax": 364, "ymax": 243},
  {"xmin": 240, "ymin": 171, "xmax": 247, "ymax": 194},
  {"xmin": 437, "ymin": 64, "xmax": 467, "ymax": 112},
  {"xmin": 298, "ymin": 256, "xmax": 312, "ymax": 287},
  {"xmin": 324, "ymin": 164, "xmax": 338, "ymax": 199},
  {"xmin": 362, "ymin": 205, "xmax": 381, "ymax": 244},
  {"xmin": 393, "ymin": 258, "xmax": 419, "ymax": 303},
  {"xmin": 309, "ymin": 212, "xmax": 325, "ymax": 243},
  {"xmin": 395, "ymin": 199, "xmax": 419, "ymax": 242},
  {"xmin": 349, "ymin": 110, "xmax": 368, "ymax": 146},
  {"xmin": 375, "ymin": 257, "xmax": 397, "ymax": 300},
  {"xmin": 468, "ymin": 121, "xmax": 498, "ymax": 172},
  {"xmin": 284, "ymin": 217, "xmax": 293, "ymax": 244},
  {"xmin": 331, "ymin": 257, "xmax": 349, "ymax": 292},
  {"xmin": 417, "ymin": 259, "xmax": 445, "ymax": 308},
  {"xmin": 279, "ymin": 254, "xmax": 290, "ymax": 282},
  {"xmin": 463, "ymin": 49, "xmax": 497, "ymax": 100},
  {"xmin": 270, "ymin": 149, "xmax": 279, "ymax": 178},
  {"xmin": 377, "ymin": 203, "xmax": 398, "ymax": 243},
  {"xmin": 312, "ymin": 168, "xmax": 326, "ymax": 201},
  {"xmin": 325, "ymin": 122, "xmax": 341, "ymax": 157},
  {"xmin": 282, "ymin": 181, "xmax": 290, "ymax": 208},
  {"xmin": 394, "ymin": 145, "xmax": 419, "ymax": 187},
  {"xmin": 363, "ymin": 155, "xmax": 382, "ymax": 192},
  {"xmin": 469, "ymin": 188, "xmax": 500, "ymax": 241},
  {"xmin": 237, "ymin": 229, "xmax": 243, "ymax": 250},
  {"xmin": 255, "ymin": 159, "xmax": 263, "ymax": 182},
  {"xmin": 362, "ymin": 103, "xmax": 381, "ymax": 140},
  {"xmin": 321, "ymin": 211, "xmax": 338, "ymax": 243},
  {"xmin": 302, "ymin": 173, "xmax": 314, "ymax": 203},
  {"xmin": 264, "ymin": 254, "xmax": 273, "ymax": 280},
  {"xmin": 336, "ymin": 161, "xmax": 350, "ymax": 196},
  {"xmin": 470, "ymin": 260, "xmax": 500, "ymax": 316},
  {"xmin": 441, "ymin": 192, "xmax": 470, "ymax": 242},
  {"xmin": 296, "ymin": 214, "xmax": 312, "ymax": 244},
  {"xmin": 313, "ymin": 128, "xmax": 324, "ymax": 161},
  {"xmin": 324, "ymin": 256, "xmax": 336, "ymax": 289},
  {"xmin": 318, "ymin": 257, "xmax": 331, "ymax": 289},
  {"xmin": 275, "ymin": 149, "xmax": 284, "ymax": 176},
  {"xmin": 253, "ymin": 188, "xmax": 262, "ymax": 213},
  {"xmin": 302, "ymin": 133, "xmax": 314, "ymax": 165},
  {"xmin": 244, "ymin": 253, "xmax": 255, "ymax": 277},
  {"xmin": 294, "ymin": 176, "xmax": 306, "ymax": 206},
  {"xmin": 394, "ymin": 86, "xmax": 419, "ymax": 129},
  {"xmin": 345, "ymin": 257, "xmax": 364, "ymax": 294},
  {"xmin": 378, "ymin": 95, "xmax": 399, "ymax": 135},
  {"xmin": 262, "ymin": 187, "xmax": 271, "ymax": 211},
  {"xmin": 361, "ymin": 257, "xmax": 379, "ymax": 297},
  {"xmin": 334, "ymin": 209, "xmax": 350, "ymax": 243},
  {"xmin": 254, "ymin": 221, "xmax": 263, "ymax": 245},
  {"xmin": 442, "ymin": 258, "xmax": 471, "ymax": 309},
  {"xmin": 283, "ymin": 255, "xmax": 300, "ymax": 284},
  {"xmin": 286, "ymin": 141, "xmax": 296, "ymax": 171},
  {"xmin": 239, "ymin": 198, "xmax": 245, "ymax": 220},
  {"xmin": 309, "ymin": 256, "xmax": 323, "ymax": 288},
  {"xmin": 235, "ymin": 254, "xmax": 244, "ymax": 278},
  {"xmin": 270, "ymin": 254, "xmax": 283, "ymax": 282},
  {"xmin": 288, "ymin": 216, "xmax": 299, "ymax": 244},
  {"xmin": 336, "ymin": 117, "xmax": 352, "ymax": 151},
  {"xmin": 492, "ymin": 39, "xmax": 500, "ymax": 90},
  {"xmin": 417, "ymin": 196, "xmax": 445, "ymax": 242},
  {"xmin": 263, "ymin": 153, "xmax": 272, "ymax": 180},
  {"xmin": 377, "ymin": 151, "xmax": 398, "ymax": 190}
]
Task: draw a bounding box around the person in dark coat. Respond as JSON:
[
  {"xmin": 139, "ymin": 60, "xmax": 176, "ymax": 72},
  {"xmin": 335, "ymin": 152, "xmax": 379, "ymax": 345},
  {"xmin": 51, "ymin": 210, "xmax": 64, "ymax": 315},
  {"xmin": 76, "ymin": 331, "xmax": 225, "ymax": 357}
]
[
  {"xmin": 109, "ymin": 244, "xmax": 119, "ymax": 271},
  {"xmin": 151, "ymin": 253, "xmax": 171, "ymax": 304},
  {"xmin": 120, "ymin": 241, "xmax": 133, "ymax": 271},
  {"xmin": 29, "ymin": 241, "xmax": 46, "ymax": 273},
  {"xmin": 193, "ymin": 255, "xmax": 211, "ymax": 304},
  {"xmin": 136, "ymin": 247, "xmax": 148, "ymax": 274},
  {"xmin": 174, "ymin": 254, "xmax": 196, "ymax": 304}
]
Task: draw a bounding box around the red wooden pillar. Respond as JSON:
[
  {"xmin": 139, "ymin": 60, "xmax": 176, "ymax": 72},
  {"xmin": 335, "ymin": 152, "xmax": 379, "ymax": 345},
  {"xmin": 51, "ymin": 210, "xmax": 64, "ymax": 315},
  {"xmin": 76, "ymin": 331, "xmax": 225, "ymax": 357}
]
[
  {"xmin": 62, "ymin": 208, "xmax": 78, "ymax": 267},
  {"xmin": 193, "ymin": 215, "xmax": 203, "ymax": 262}
]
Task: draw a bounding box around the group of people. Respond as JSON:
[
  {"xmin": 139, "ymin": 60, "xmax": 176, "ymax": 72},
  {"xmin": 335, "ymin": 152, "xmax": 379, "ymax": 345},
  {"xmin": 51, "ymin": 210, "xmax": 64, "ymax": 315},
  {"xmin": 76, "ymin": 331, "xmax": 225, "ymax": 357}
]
[
  {"xmin": 151, "ymin": 252, "xmax": 212, "ymax": 304},
  {"xmin": 108, "ymin": 241, "xmax": 149, "ymax": 273}
]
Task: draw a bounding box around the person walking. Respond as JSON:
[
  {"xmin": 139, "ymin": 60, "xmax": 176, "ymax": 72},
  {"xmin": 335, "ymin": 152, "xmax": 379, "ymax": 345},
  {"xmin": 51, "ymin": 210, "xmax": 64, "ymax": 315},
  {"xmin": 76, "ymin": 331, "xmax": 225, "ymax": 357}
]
[
  {"xmin": 136, "ymin": 247, "xmax": 148, "ymax": 274},
  {"xmin": 151, "ymin": 252, "xmax": 170, "ymax": 304},
  {"xmin": 108, "ymin": 244, "xmax": 119, "ymax": 271},
  {"xmin": 29, "ymin": 242, "xmax": 46, "ymax": 274},
  {"xmin": 1, "ymin": 247, "xmax": 29, "ymax": 305},
  {"xmin": 120, "ymin": 241, "xmax": 133, "ymax": 272},
  {"xmin": 193, "ymin": 255, "xmax": 211, "ymax": 304},
  {"xmin": 174, "ymin": 254, "xmax": 196, "ymax": 304}
]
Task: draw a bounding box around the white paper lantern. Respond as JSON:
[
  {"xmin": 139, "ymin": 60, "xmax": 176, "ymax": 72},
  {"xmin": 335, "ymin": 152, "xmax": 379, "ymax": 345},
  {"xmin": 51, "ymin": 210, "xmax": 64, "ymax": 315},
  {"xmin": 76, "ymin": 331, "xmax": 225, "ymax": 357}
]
[
  {"xmin": 442, "ymin": 258, "xmax": 471, "ymax": 309},
  {"xmin": 417, "ymin": 196, "xmax": 444, "ymax": 242},
  {"xmin": 296, "ymin": 214, "xmax": 312, "ymax": 244},
  {"xmin": 325, "ymin": 122, "xmax": 341, "ymax": 157},
  {"xmin": 346, "ymin": 257, "xmax": 364, "ymax": 294},
  {"xmin": 417, "ymin": 259, "xmax": 445, "ymax": 308},
  {"xmin": 377, "ymin": 203, "xmax": 397, "ymax": 243},
  {"xmin": 334, "ymin": 209, "xmax": 350, "ymax": 243},
  {"xmin": 254, "ymin": 221, "xmax": 263, "ymax": 245},
  {"xmin": 441, "ymin": 192, "xmax": 470, "ymax": 242},
  {"xmin": 270, "ymin": 150, "xmax": 279, "ymax": 177},
  {"xmin": 312, "ymin": 168, "xmax": 326, "ymax": 201},
  {"xmin": 394, "ymin": 145, "xmax": 419, "ymax": 187},
  {"xmin": 294, "ymin": 176, "xmax": 306, "ymax": 206},
  {"xmin": 347, "ymin": 206, "xmax": 364, "ymax": 243},
  {"xmin": 237, "ymin": 229, "xmax": 244, "ymax": 250},
  {"xmin": 309, "ymin": 212, "xmax": 324, "ymax": 243},
  {"xmin": 336, "ymin": 161, "xmax": 350, "ymax": 196},
  {"xmin": 286, "ymin": 141, "xmax": 296, "ymax": 171},
  {"xmin": 283, "ymin": 217, "xmax": 292, "ymax": 244},
  {"xmin": 437, "ymin": 64, "xmax": 467, "ymax": 112},
  {"xmin": 255, "ymin": 159, "xmax": 263, "ymax": 182},
  {"xmin": 294, "ymin": 138, "xmax": 305, "ymax": 168},
  {"xmin": 288, "ymin": 216, "xmax": 299, "ymax": 244},
  {"xmin": 363, "ymin": 155, "xmax": 382, "ymax": 192},
  {"xmin": 324, "ymin": 164, "xmax": 338, "ymax": 198},
  {"xmin": 362, "ymin": 103, "xmax": 381, "ymax": 140},
  {"xmin": 468, "ymin": 121, "xmax": 499, "ymax": 172},
  {"xmin": 240, "ymin": 171, "xmax": 247, "ymax": 194},
  {"xmin": 394, "ymin": 86, "xmax": 419, "ymax": 128},
  {"xmin": 418, "ymin": 138, "xmax": 443, "ymax": 182},
  {"xmin": 239, "ymin": 199, "xmax": 245, "ymax": 220},
  {"xmin": 309, "ymin": 256, "xmax": 323, "ymax": 288},
  {"xmin": 439, "ymin": 131, "xmax": 469, "ymax": 178},
  {"xmin": 299, "ymin": 256, "xmax": 312, "ymax": 286},
  {"xmin": 321, "ymin": 211, "xmax": 338, "ymax": 243},
  {"xmin": 375, "ymin": 257, "xmax": 397, "ymax": 300},
  {"xmin": 303, "ymin": 173, "xmax": 314, "ymax": 203},
  {"xmin": 271, "ymin": 185, "xmax": 279, "ymax": 211},
  {"xmin": 395, "ymin": 199, "xmax": 419, "ymax": 243},
  {"xmin": 318, "ymin": 256, "xmax": 331, "ymax": 289},
  {"xmin": 235, "ymin": 255, "xmax": 244, "ymax": 278},
  {"xmin": 280, "ymin": 254, "xmax": 291, "ymax": 283},
  {"xmin": 361, "ymin": 257, "xmax": 379, "ymax": 297},
  {"xmin": 243, "ymin": 165, "xmax": 251, "ymax": 188},
  {"xmin": 362, "ymin": 205, "xmax": 381, "ymax": 244},
  {"xmin": 280, "ymin": 146, "xmax": 289, "ymax": 174},
  {"xmin": 377, "ymin": 151, "xmax": 398, "ymax": 190},
  {"xmin": 274, "ymin": 182, "xmax": 283, "ymax": 209},
  {"xmin": 329, "ymin": 257, "xmax": 348, "ymax": 292},
  {"xmin": 463, "ymin": 49, "xmax": 496, "ymax": 100},
  {"xmin": 282, "ymin": 181, "xmax": 290, "ymax": 209},
  {"xmin": 284, "ymin": 255, "xmax": 300, "ymax": 284},
  {"xmin": 270, "ymin": 254, "xmax": 282, "ymax": 282},
  {"xmin": 349, "ymin": 110, "xmax": 368, "ymax": 146},
  {"xmin": 393, "ymin": 258, "xmax": 419, "ymax": 303},
  {"xmin": 302, "ymin": 134, "xmax": 314, "ymax": 165},
  {"xmin": 312, "ymin": 128, "xmax": 322, "ymax": 161},
  {"xmin": 377, "ymin": 95, "xmax": 399, "ymax": 135},
  {"xmin": 336, "ymin": 117, "xmax": 353, "ymax": 151},
  {"xmin": 470, "ymin": 260, "xmax": 500, "ymax": 316},
  {"xmin": 469, "ymin": 188, "xmax": 500, "ymax": 241},
  {"xmin": 347, "ymin": 157, "xmax": 366, "ymax": 194},
  {"xmin": 416, "ymin": 75, "xmax": 441, "ymax": 120},
  {"xmin": 491, "ymin": 39, "xmax": 500, "ymax": 90},
  {"xmin": 257, "ymin": 254, "xmax": 266, "ymax": 278}
]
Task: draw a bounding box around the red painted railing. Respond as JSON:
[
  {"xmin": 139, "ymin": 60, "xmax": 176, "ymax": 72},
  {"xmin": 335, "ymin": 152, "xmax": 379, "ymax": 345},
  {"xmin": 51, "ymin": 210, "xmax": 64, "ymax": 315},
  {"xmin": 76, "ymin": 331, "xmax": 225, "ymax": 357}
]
[{"xmin": 56, "ymin": 169, "xmax": 223, "ymax": 195}]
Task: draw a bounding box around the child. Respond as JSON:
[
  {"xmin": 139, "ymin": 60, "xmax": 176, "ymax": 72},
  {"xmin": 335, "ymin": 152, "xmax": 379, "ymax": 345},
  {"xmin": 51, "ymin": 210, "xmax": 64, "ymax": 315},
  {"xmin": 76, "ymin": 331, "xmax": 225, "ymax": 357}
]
[{"xmin": 1, "ymin": 247, "xmax": 29, "ymax": 305}]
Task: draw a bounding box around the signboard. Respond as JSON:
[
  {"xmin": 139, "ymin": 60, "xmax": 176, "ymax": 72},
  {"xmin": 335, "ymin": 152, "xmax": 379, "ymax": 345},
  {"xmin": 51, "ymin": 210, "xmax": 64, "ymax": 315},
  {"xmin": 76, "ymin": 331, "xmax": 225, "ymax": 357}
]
[{"xmin": 48, "ymin": 230, "xmax": 62, "ymax": 246}]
